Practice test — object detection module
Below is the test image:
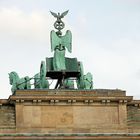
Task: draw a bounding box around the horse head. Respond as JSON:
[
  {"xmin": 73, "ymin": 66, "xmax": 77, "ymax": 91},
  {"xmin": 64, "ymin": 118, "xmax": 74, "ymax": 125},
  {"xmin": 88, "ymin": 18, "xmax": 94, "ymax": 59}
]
[
  {"xmin": 85, "ymin": 72, "xmax": 93, "ymax": 82},
  {"xmin": 8, "ymin": 71, "xmax": 19, "ymax": 85},
  {"xmin": 83, "ymin": 72, "xmax": 93, "ymax": 89}
]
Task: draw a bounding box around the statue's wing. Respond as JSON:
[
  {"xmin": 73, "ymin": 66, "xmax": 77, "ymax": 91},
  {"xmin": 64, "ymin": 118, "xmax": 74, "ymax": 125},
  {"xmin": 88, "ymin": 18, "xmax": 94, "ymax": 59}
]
[
  {"xmin": 50, "ymin": 11, "xmax": 58, "ymax": 18},
  {"xmin": 60, "ymin": 10, "xmax": 69, "ymax": 18},
  {"xmin": 50, "ymin": 30, "xmax": 61, "ymax": 52},
  {"xmin": 51, "ymin": 30, "xmax": 72, "ymax": 52},
  {"xmin": 61, "ymin": 30, "xmax": 72, "ymax": 53}
]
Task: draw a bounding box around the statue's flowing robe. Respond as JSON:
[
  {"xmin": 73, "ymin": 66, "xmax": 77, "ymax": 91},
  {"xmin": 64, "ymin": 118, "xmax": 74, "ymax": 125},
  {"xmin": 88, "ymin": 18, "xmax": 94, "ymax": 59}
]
[
  {"xmin": 53, "ymin": 45, "xmax": 66, "ymax": 70},
  {"xmin": 50, "ymin": 30, "xmax": 72, "ymax": 71}
]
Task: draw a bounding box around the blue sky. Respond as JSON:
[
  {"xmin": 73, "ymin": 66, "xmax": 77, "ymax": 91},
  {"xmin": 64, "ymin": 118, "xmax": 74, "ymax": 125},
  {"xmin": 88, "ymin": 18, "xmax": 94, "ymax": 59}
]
[{"xmin": 0, "ymin": 0, "xmax": 140, "ymax": 99}]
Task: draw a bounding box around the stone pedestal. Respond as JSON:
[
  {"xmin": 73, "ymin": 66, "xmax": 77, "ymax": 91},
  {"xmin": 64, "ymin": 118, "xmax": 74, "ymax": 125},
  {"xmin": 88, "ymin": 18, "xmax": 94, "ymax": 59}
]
[
  {"xmin": 10, "ymin": 89, "xmax": 131, "ymax": 133},
  {"xmin": 1, "ymin": 89, "xmax": 140, "ymax": 139}
]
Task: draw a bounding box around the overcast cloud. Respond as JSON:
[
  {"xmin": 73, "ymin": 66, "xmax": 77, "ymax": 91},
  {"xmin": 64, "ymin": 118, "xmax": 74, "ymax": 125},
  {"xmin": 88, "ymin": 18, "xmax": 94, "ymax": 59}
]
[{"xmin": 0, "ymin": 0, "xmax": 140, "ymax": 99}]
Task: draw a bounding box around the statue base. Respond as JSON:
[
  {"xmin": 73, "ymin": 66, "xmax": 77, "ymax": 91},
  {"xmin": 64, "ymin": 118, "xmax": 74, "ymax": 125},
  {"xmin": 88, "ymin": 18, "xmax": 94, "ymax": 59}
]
[{"xmin": 1, "ymin": 89, "xmax": 140, "ymax": 139}]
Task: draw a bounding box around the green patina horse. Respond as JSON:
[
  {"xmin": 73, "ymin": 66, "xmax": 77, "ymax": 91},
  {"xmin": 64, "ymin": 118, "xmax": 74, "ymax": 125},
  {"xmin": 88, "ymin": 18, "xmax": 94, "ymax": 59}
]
[
  {"xmin": 34, "ymin": 73, "xmax": 49, "ymax": 89},
  {"xmin": 77, "ymin": 72, "xmax": 93, "ymax": 90},
  {"xmin": 77, "ymin": 62, "xmax": 93, "ymax": 89},
  {"xmin": 9, "ymin": 71, "xmax": 31, "ymax": 94},
  {"xmin": 34, "ymin": 61, "xmax": 49, "ymax": 89}
]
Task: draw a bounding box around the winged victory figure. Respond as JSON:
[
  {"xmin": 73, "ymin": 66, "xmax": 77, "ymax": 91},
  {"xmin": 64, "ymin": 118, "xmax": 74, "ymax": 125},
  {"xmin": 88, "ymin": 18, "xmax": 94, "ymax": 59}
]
[{"xmin": 50, "ymin": 10, "xmax": 72, "ymax": 71}]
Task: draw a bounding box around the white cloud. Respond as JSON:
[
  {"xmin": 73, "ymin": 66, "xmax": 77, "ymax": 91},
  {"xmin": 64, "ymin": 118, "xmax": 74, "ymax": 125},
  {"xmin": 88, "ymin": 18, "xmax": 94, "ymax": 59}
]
[
  {"xmin": 0, "ymin": 7, "xmax": 55, "ymax": 98},
  {"xmin": 70, "ymin": 34, "xmax": 140, "ymax": 99},
  {"xmin": 0, "ymin": 5, "xmax": 140, "ymax": 100},
  {"xmin": 0, "ymin": 7, "xmax": 54, "ymax": 43}
]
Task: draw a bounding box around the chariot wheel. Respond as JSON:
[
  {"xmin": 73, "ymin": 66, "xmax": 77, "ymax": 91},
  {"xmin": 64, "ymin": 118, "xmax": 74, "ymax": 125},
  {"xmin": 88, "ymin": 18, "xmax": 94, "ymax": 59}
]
[{"xmin": 40, "ymin": 61, "xmax": 46, "ymax": 79}]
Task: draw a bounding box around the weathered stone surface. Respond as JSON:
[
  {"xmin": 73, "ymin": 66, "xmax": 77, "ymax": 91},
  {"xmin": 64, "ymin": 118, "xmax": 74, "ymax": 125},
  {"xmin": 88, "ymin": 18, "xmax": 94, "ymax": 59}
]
[
  {"xmin": 0, "ymin": 89, "xmax": 140, "ymax": 139},
  {"xmin": 0, "ymin": 102, "xmax": 16, "ymax": 133},
  {"xmin": 127, "ymin": 105, "xmax": 140, "ymax": 133},
  {"xmin": 8, "ymin": 89, "xmax": 130, "ymax": 133},
  {"xmin": 12, "ymin": 89, "xmax": 126, "ymax": 96}
]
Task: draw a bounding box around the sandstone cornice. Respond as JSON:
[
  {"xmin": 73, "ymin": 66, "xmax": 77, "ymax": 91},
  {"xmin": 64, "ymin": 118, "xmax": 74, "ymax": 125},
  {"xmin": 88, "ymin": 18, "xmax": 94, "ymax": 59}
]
[{"xmin": 8, "ymin": 89, "xmax": 132, "ymax": 105}]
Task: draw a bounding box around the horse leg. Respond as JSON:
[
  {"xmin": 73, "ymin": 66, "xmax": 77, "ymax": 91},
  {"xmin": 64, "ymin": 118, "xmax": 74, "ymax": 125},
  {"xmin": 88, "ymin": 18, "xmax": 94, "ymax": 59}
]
[{"xmin": 25, "ymin": 77, "xmax": 31, "ymax": 89}]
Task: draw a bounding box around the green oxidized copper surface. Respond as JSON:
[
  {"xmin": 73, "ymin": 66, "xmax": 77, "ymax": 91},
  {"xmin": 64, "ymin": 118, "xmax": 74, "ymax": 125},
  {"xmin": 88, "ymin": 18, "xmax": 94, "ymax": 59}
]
[
  {"xmin": 9, "ymin": 10, "xmax": 93, "ymax": 92},
  {"xmin": 34, "ymin": 61, "xmax": 49, "ymax": 89},
  {"xmin": 40, "ymin": 61, "xmax": 49, "ymax": 89},
  {"xmin": 77, "ymin": 62, "xmax": 93, "ymax": 89},
  {"xmin": 9, "ymin": 71, "xmax": 31, "ymax": 94},
  {"xmin": 46, "ymin": 57, "xmax": 79, "ymax": 72},
  {"xmin": 50, "ymin": 30, "xmax": 72, "ymax": 71}
]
